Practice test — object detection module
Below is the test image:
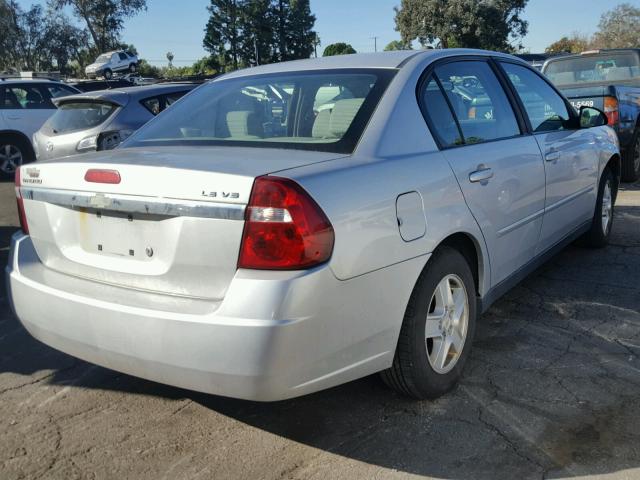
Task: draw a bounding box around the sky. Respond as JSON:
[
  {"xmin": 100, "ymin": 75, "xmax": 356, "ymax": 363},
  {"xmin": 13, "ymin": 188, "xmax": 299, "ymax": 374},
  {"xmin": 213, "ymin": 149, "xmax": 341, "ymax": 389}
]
[{"xmin": 16, "ymin": 0, "xmax": 640, "ymax": 66}]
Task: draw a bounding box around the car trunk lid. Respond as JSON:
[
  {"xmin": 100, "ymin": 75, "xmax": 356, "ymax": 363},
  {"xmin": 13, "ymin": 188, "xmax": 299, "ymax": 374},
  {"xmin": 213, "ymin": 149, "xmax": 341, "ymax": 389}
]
[{"xmin": 20, "ymin": 146, "xmax": 345, "ymax": 301}]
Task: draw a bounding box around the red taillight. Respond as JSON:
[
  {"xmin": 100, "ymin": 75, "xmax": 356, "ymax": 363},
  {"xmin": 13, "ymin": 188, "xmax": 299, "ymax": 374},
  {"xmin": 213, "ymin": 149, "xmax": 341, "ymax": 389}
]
[
  {"xmin": 15, "ymin": 167, "xmax": 29, "ymax": 234},
  {"xmin": 604, "ymin": 96, "xmax": 619, "ymax": 126},
  {"xmin": 84, "ymin": 169, "xmax": 121, "ymax": 184},
  {"xmin": 238, "ymin": 176, "xmax": 334, "ymax": 270}
]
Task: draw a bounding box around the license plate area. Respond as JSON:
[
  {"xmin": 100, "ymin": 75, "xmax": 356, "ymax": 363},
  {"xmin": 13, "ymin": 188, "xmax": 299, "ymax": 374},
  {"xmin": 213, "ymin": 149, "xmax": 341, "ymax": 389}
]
[{"xmin": 77, "ymin": 208, "xmax": 165, "ymax": 261}]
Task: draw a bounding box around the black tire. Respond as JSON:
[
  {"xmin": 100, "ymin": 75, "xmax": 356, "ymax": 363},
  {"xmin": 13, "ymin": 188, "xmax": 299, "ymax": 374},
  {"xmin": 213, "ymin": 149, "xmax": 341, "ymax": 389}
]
[
  {"xmin": 581, "ymin": 168, "xmax": 616, "ymax": 248},
  {"xmin": 0, "ymin": 134, "xmax": 34, "ymax": 178},
  {"xmin": 381, "ymin": 246, "xmax": 477, "ymax": 399},
  {"xmin": 622, "ymin": 127, "xmax": 640, "ymax": 182},
  {"xmin": 103, "ymin": 68, "xmax": 113, "ymax": 80},
  {"xmin": 129, "ymin": 63, "xmax": 137, "ymax": 73}
]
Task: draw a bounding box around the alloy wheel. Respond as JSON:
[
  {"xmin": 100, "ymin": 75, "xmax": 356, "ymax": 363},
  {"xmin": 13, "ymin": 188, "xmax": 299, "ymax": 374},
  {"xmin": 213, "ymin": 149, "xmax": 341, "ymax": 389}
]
[
  {"xmin": 425, "ymin": 274, "xmax": 469, "ymax": 374},
  {"xmin": 602, "ymin": 179, "xmax": 613, "ymax": 235},
  {"xmin": 0, "ymin": 144, "xmax": 23, "ymax": 174}
]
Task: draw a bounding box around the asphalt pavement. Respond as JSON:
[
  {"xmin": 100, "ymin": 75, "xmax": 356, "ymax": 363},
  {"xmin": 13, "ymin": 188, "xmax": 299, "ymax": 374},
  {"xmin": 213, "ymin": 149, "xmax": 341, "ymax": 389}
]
[{"xmin": 1, "ymin": 178, "xmax": 639, "ymax": 480}]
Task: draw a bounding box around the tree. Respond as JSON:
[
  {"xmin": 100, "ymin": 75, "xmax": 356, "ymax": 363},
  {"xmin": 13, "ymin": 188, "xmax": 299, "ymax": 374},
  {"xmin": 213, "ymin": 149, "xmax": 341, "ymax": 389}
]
[
  {"xmin": 395, "ymin": 0, "xmax": 528, "ymax": 52},
  {"xmin": 384, "ymin": 40, "xmax": 412, "ymax": 51},
  {"xmin": 592, "ymin": 3, "xmax": 640, "ymax": 49},
  {"xmin": 50, "ymin": 0, "xmax": 147, "ymax": 53},
  {"xmin": 204, "ymin": 0, "xmax": 242, "ymax": 71},
  {"xmin": 45, "ymin": 13, "xmax": 88, "ymax": 74},
  {"xmin": 239, "ymin": 0, "xmax": 275, "ymax": 66},
  {"xmin": 166, "ymin": 51, "xmax": 174, "ymax": 69},
  {"xmin": 284, "ymin": 0, "xmax": 316, "ymax": 60},
  {"xmin": 323, "ymin": 42, "xmax": 356, "ymax": 56},
  {"xmin": 545, "ymin": 33, "xmax": 590, "ymax": 55}
]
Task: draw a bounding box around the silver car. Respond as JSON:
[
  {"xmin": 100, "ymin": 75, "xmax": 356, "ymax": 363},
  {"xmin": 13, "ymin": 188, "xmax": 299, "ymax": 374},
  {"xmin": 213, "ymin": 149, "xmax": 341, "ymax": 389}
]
[
  {"xmin": 33, "ymin": 84, "xmax": 197, "ymax": 161},
  {"xmin": 8, "ymin": 50, "xmax": 620, "ymax": 401}
]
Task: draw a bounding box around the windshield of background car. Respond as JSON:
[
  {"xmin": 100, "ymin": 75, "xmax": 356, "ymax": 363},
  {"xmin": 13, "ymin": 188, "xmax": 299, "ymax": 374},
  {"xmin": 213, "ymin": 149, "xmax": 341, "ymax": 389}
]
[
  {"xmin": 42, "ymin": 101, "xmax": 117, "ymax": 135},
  {"xmin": 544, "ymin": 53, "xmax": 640, "ymax": 86},
  {"xmin": 95, "ymin": 55, "xmax": 110, "ymax": 63},
  {"xmin": 123, "ymin": 69, "xmax": 396, "ymax": 154}
]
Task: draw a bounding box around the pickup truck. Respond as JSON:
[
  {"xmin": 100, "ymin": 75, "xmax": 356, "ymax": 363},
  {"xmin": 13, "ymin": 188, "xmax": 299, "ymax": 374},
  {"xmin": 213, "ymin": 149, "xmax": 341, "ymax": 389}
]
[{"xmin": 542, "ymin": 49, "xmax": 640, "ymax": 182}]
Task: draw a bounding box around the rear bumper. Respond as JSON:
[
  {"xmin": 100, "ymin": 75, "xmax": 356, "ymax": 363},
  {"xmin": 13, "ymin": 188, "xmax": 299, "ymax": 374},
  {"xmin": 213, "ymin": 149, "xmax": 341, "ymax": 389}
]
[{"xmin": 7, "ymin": 233, "xmax": 425, "ymax": 401}]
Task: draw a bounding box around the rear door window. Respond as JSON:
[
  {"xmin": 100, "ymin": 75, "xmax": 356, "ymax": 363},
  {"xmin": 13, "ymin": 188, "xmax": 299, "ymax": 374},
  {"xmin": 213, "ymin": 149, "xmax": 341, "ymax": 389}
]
[
  {"xmin": 419, "ymin": 76, "xmax": 464, "ymax": 147},
  {"xmin": 430, "ymin": 60, "xmax": 521, "ymax": 145},
  {"xmin": 118, "ymin": 52, "xmax": 128, "ymax": 61},
  {"xmin": 501, "ymin": 62, "xmax": 572, "ymax": 132}
]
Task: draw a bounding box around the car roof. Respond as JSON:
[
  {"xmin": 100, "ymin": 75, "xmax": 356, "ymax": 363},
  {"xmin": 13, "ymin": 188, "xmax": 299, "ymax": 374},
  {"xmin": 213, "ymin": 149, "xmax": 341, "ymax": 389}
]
[
  {"xmin": 0, "ymin": 78, "xmax": 64, "ymax": 84},
  {"xmin": 53, "ymin": 83, "xmax": 196, "ymax": 106},
  {"xmin": 219, "ymin": 49, "xmax": 524, "ymax": 79}
]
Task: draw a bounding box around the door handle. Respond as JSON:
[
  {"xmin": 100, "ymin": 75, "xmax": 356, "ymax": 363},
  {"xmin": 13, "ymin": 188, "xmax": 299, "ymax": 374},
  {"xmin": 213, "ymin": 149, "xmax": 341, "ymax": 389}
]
[
  {"xmin": 469, "ymin": 167, "xmax": 494, "ymax": 183},
  {"xmin": 545, "ymin": 151, "xmax": 560, "ymax": 162}
]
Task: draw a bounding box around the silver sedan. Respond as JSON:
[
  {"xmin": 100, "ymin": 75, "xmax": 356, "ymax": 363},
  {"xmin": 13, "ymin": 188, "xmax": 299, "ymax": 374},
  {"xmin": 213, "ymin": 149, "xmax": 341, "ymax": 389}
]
[{"xmin": 8, "ymin": 49, "xmax": 620, "ymax": 401}]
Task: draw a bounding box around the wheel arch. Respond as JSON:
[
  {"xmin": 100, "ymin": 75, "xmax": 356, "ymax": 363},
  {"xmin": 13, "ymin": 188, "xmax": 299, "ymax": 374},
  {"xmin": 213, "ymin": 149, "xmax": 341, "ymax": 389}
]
[
  {"xmin": 0, "ymin": 130, "xmax": 35, "ymax": 157},
  {"xmin": 605, "ymin": 153, "xmax": 622, "ymax": 200},
  {"xmin": 433, "ymin": 231, "xmax": 488, "ymax": 299}
]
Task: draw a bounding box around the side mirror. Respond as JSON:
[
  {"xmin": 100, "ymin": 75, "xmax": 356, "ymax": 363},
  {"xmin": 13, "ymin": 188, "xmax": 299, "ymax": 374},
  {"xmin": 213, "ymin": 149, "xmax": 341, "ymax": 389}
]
[{"xmin": 580, "ymin": 106, "xmax": 608, "ymax": 128}]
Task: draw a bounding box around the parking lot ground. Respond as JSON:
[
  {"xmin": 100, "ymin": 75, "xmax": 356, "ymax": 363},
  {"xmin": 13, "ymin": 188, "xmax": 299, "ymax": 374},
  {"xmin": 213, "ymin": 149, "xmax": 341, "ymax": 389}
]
[{"xmin": 1, "ymin": 179, "xmax": 639, "ymax": 480}]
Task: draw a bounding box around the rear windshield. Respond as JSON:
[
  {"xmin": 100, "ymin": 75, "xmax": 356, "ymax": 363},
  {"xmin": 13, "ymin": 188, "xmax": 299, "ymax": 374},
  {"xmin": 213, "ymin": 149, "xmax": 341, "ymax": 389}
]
[
  {"xmin": 123, "ymin": 69, "xmax": 396, "ymax": 154},
  {"xmin": 544, "ymin": 53, "xmax": 640, "ymax": 86},
  {"xmin": 43, "ymin": 101, "xmax": 117, "ymax": 135}
]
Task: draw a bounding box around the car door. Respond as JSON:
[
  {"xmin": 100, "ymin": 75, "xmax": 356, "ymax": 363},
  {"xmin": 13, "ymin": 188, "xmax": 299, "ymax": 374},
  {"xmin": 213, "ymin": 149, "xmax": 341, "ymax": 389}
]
[
  {"xmin": 117, "ymin": 52, "xmax": 129, "ymax": 71},
  {"xmin": 420, "ymin": 59, "xmax": 546, "ymax": 286},
  {"xmin": 0, "ymin": 83, "xmax": 57, "ymax": 140},
  {"xmin": 499, "ymin": 61, "xmax": 600, "ymax": 254}
]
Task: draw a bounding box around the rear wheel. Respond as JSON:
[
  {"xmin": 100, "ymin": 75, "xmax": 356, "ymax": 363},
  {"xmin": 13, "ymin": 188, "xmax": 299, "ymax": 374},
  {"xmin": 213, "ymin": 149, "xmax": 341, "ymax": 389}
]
[
  {"xmin": 622, "ymin": 128, "xmax": 640, "ymax": 182},
  {"xmin": 103, "ymin": 68, "xmax": 113, "ymax": 80},
  {"xmin": 381, "ymin": 247, "xmax": 477, "ymax": 399},
  {"xmin": 581, "ymin": 168, "xmax": 615, "ymax": 248},
  {"xmin": 0, "ymin": 135, "xmax": 33, "ymax": 178}
]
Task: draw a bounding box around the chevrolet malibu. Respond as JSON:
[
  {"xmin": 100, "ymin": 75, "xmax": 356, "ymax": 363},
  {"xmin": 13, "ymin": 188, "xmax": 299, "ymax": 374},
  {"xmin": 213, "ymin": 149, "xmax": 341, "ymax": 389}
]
[{"xmin": 7, "ymin": 50, "xmax": 620, "ymax": 401}]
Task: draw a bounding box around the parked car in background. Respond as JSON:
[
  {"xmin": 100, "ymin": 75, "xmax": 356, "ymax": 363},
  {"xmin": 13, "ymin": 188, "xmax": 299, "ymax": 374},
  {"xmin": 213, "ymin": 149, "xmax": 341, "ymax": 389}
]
[
  {"xmin": 0, "ymin": 78, "xmax": 79, "ymax": 176},
  {"xmin": 9, "ymin": 50, "xmax": 620, "ymax": 402},
  {"xmin": 515, "ymin": 53, "xmax": 551, "ymax": 71},
  {"xmin": 85, "ymin": 51, "xmax": 139, "ymax": 80},
  {"xmin": 543, "ymin": 48, "xmax": 640, "ymax": 181},
  {"xmin": 67, "ymin": 78, "xmax": 136, "ymax": 92},
  {"xmin": 33, "ymin": 83, "xmax": 198, "ymax": 161}
]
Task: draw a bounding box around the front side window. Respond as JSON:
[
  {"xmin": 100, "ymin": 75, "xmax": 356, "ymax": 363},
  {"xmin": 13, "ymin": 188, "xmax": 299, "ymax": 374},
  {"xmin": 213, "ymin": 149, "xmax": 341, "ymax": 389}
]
[
  {"xmin": 432, "ymin": 61, "xmax": 521, "ymax": 144},
  {"xmin": 123, "ymin": 69, "xmax": 395, "ymax": 154},
  {"xmin": 501, "ymin": 62, "xmax": 571, "ymax": 133},
  {"xmin": 42, "ymin": 101, "xmax": 117, "ymax": 135},
  {"xmin": 1, "ymin": 85, "xmax": 51, "ymax": 109}
]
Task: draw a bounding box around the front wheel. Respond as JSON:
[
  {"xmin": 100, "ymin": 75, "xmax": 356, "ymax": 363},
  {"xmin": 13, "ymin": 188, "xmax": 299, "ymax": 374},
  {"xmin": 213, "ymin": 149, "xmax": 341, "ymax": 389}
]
[
  {"xmin": 581, "ymin": 168, "xmax": 616, "ymax": 248},
  {"xmin": 103, "ymin": 69, "xmax": 113, "ymax": 80},
  {"xmin": 381, "ymin": 247, "xmax": 477, "ymax": 399},
  {"xmin": 0, "ymin": 136, "xmax": 33, "ymax": 178}
]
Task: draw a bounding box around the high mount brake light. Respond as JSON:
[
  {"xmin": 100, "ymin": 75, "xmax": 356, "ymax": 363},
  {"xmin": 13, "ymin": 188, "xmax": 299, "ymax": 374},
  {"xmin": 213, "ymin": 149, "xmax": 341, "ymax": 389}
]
[
  {"xmin": 238, "ymin": 176, "xmax": 334, "ymax": 270},
  {"xmin": 15, "ymin": 168, "xmax": 29, "ymax": 234},
  {"xmin": 84, "ymin": 169, "xmax": 121, "ymax": 184}
]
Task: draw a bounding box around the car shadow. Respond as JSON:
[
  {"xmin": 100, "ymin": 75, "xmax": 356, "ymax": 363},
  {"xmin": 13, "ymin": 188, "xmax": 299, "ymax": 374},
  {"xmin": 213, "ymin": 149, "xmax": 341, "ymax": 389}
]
[{"xmin": 1, "ymin": 203, "xmax": 640, "ymax": 478}]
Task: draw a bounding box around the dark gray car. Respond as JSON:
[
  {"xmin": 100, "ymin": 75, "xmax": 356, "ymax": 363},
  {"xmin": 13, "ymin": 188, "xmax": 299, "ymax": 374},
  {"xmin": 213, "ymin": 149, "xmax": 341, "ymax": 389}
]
[{"xmin": 33, "ymin": 84, "xmax": 198, "ymax": 160}]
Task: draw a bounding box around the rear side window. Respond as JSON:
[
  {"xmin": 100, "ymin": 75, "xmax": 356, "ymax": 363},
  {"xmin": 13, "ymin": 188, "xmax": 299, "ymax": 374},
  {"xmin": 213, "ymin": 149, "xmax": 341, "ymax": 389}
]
[
  {"xmin": 501, "ymin": 62, "xmax": 571, "ymax": 133},
  {"xmin": 420, "ymin": 77, "xmax": 463, "ymax": 147},
  {"xmin": 42, "ymin": 101, "xmax": 117, "ymax": 135},
  {"xmin": 142, "ymin": 97, "xmax": 161, "ymax": 115},
  {"xmin": 433, "ymin": 61, "xmax": 520, "ymax": 144}
]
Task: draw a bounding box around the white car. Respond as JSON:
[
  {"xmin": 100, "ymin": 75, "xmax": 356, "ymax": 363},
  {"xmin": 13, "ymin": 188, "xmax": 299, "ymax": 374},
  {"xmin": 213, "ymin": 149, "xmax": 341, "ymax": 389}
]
[
  {"xmin": 85, "ymin": 51, "xmax": 139, "ymax": 80},
  {"xmin": 0, "ymin": 78, "xmax": 79, "ymax": 176},
  {"xmin": 8, "ymin": 50, "xmax": 620, "ymax": 401}
]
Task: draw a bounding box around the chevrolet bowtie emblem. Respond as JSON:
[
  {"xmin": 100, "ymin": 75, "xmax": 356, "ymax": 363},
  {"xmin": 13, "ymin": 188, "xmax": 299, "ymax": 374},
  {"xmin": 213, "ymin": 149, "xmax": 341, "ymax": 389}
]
[
  {"xmin": 89, "ymin": 193, "xmax": 111, "ymax": 209},
  {"xmin": 26, "ymin": 167, "xmax": 40, "ymax": 178}
]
